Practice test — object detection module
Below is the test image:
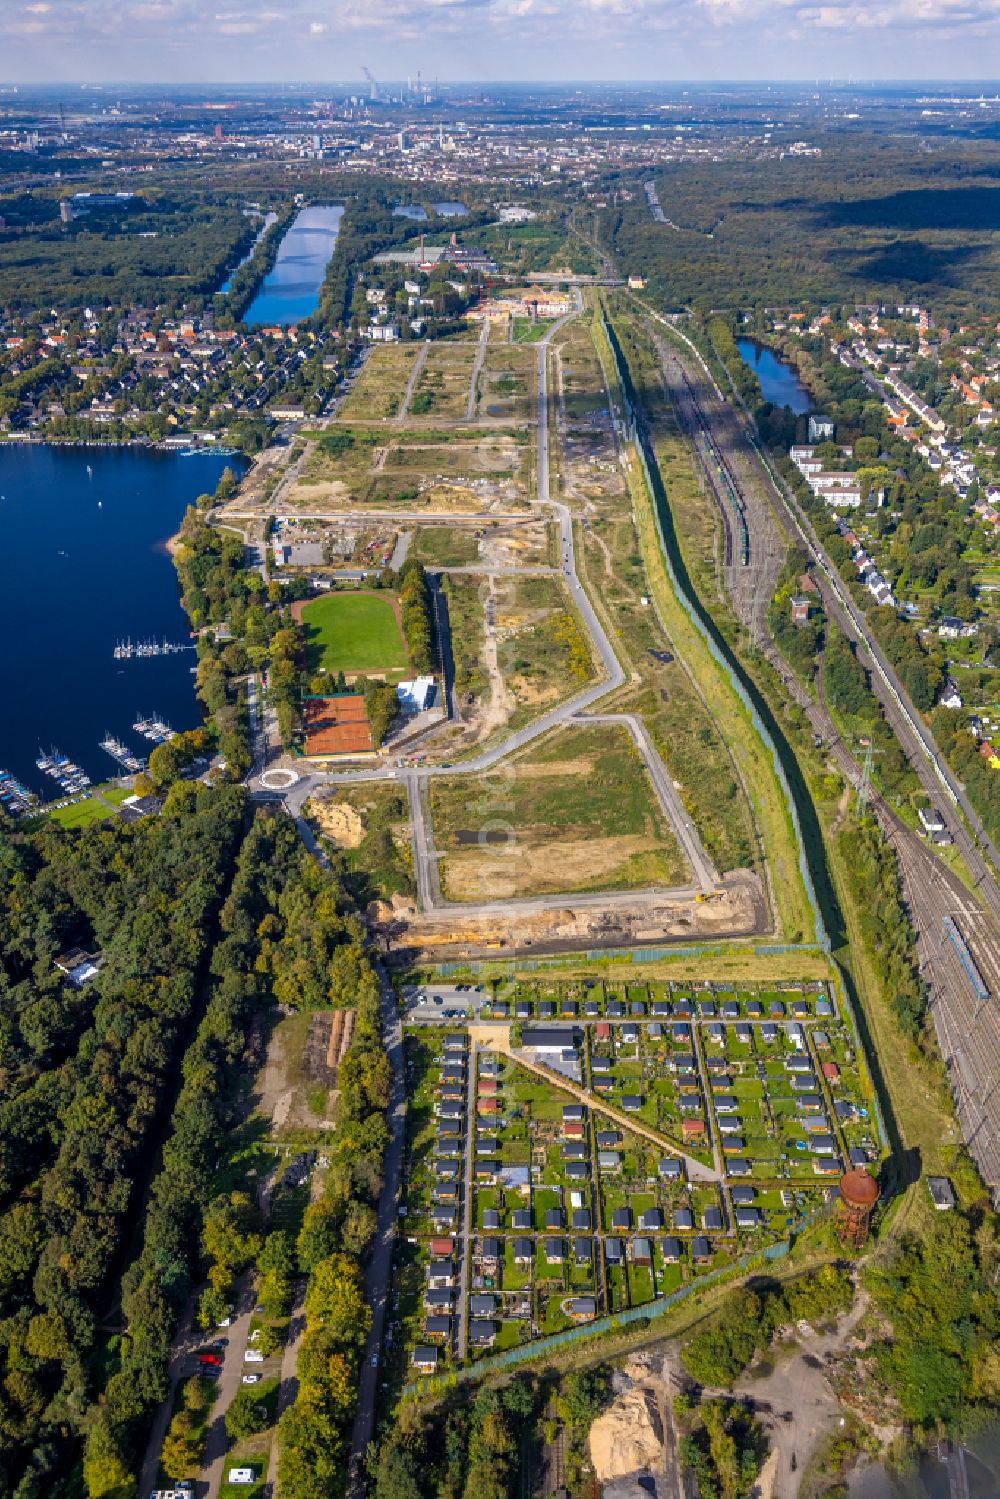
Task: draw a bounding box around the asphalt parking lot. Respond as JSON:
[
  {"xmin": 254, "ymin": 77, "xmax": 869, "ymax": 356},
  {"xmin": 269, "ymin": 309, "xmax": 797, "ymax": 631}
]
[{"xmin": 402, "ymin": 982, "xmax": 490, "ymax": 1023}]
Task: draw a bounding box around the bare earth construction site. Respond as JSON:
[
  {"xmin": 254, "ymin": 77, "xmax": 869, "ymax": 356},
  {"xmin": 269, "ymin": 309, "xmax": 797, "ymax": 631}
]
[{"xmin": 223, "ymin": 294, "xmax": 805, "ymax": 965}]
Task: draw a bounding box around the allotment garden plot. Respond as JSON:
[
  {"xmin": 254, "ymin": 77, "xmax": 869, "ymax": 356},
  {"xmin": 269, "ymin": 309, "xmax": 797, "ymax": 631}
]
[{"xmin": 389, "ymin": 977, "xmax": 880, "ymax": 1384}]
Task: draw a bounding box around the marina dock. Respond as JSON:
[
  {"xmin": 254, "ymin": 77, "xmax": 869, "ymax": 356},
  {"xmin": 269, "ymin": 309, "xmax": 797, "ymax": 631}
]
[
  {"xmin": 114, "ymin": 638, "xmax": 196, "ymax": 661},
  {"xmin": 100, "ymin": 735, "xmax": 146, "ymax": 775},
  {"xmin": 36, "ymin": 748, "xmax": 91, "ymax": 795}
]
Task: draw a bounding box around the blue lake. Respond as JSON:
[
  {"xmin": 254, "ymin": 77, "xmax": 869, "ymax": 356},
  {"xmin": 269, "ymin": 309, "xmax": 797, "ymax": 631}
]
[
  {"xmin": 736, "ymin": 338, "xmax": 812, "ymax": 414},
  {"xmin": 243, "ymin": 204, "xmax": 344, "ymax": 327},
  {"xmin": 0, "ymin": 444, "xmax": 244, "ymax": 796}
]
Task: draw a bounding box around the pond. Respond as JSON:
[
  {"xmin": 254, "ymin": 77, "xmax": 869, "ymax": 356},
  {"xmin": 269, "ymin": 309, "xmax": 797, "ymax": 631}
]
[
  {"xmin": 736, "ymin": 338, "xmax": 812, "ymax": 414},
  {"xmin": 393, "ymin": 201, "xmax": 469, "ymax": 221}
]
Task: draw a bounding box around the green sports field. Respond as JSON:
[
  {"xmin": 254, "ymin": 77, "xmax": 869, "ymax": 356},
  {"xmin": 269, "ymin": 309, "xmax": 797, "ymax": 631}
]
[{"xmin": 299, "ymin": 591, "xmax": 409, "ymax": 675}]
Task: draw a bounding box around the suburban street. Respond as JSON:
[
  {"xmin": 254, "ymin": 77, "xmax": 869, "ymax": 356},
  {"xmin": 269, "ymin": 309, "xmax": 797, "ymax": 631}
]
[
  {"xmin": 467, "ymin": 318, "xmax": 489, "ymax": 419},
  {"xmin": 400, "ymin": 767, "xmax": 442, "ymax": 912},
  {"xmin": 396, "ymin": 338, "xmax": 430, "ymax": 424},
  {"xmin": 137, "ymin": 1298, "xmax": 197, "ymax": 1497},
  {"xmin": 263, "ymin": 1288, "xmax": 306, "ymax": 1495},
  {"xmin": 457, "ymin": 1038, "xmax": 478, "ymax": 1361}
]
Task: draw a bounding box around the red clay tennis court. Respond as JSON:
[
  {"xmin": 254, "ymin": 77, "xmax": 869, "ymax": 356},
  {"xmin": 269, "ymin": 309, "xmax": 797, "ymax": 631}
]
[{"xmin": 302, "ymin": 695, "xmax": 376, "ymax": 759}]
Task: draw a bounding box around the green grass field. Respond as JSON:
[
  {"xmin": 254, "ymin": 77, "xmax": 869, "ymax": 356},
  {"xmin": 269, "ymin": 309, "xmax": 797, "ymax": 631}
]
[
  {"xmin": 44, "ymin": 797, "xmax": 112, "ymax": 829},
  {"xmin": 299, "ymin": 592, "xmax": 408, "ymax": 675}
]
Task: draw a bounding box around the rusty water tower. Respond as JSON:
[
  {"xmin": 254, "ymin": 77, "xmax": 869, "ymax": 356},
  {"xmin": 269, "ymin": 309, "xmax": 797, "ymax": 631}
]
[{"xmin": 838, "ymin": 1168, "xmax": 880, "ymax": 1248}]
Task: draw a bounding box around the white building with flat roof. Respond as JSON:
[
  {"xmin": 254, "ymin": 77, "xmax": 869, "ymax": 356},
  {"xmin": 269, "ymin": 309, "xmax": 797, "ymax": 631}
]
[{"xmin": 397, "ymin": 677, "xmax": 437, "ymax": 713}]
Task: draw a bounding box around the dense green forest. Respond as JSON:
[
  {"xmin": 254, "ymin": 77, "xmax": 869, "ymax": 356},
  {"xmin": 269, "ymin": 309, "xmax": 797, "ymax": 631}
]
[
  {"xmin": 87, "ymin": 807, "xmax": 382, "ymax": 1494},
  {"xmin": 0, "ymin": 783, "xmax": 245, "ymax": 1493},
  {"xmin": 372, "ymin": 1366, "xmax": 608, "ymax": 1499},
  {"xmin": 0, "ymin": 172, "xmax": 428, "ymax": 319},
  {"xmin": 276, "ymin": 939, "xmax": 389, "ymax": 1497},
  {"xmin": 865, "ymin": 1207, "xmax": 1000, "ymax": 1425},
  {"xmin": 610, "ymin": 139, "xmax": 1000, "ymax": 316},
  {"xmin": 0, "ymin": 189, "xmax": 254, "ymax": 311},
  {"xmin": 0, "ymin": 780, "xmax": 388, "ymax": 1496}
]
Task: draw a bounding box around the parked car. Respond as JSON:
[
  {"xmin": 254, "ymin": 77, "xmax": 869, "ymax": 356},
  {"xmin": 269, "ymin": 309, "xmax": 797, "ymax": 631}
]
[
  {"xmin": 244, "ymin": 1349, "xmax": 264, "ymax": 1363},
  {"xmin": 242, "ymin": 1374, "xmax": 262, "ymax": 1385}
]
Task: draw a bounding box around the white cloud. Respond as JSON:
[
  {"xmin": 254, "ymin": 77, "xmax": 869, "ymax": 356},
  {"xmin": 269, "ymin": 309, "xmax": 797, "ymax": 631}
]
[
  {"xmin": 0, "ymin": 0, "xmax": 998, "ymax": 76},
  {"xmin": 698, "ymin": 0, "xmax": 1000, "ymax": 27}
]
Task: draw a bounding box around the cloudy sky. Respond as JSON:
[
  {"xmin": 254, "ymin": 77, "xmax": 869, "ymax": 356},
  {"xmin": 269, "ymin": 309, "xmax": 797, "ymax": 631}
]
[{"xmin": 2, "ymin": 0, "xmax": 999, "ymax": 83}]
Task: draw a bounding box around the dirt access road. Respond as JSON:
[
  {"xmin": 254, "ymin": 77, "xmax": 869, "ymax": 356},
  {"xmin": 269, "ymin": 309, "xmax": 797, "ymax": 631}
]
[{"xmin": 731, "ymin": 1292, "xmax": 869, "ymax": 1498}]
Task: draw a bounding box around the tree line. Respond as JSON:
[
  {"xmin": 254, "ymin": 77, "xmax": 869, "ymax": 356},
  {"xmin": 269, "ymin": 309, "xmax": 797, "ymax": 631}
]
[{"xmin": 276, "ymin": 904, "xmax": 390, "ymax": 1496}]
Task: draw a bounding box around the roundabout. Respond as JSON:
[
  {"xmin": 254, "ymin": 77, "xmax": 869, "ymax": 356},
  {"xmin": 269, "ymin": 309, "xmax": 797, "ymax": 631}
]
[{"xmin": 259, "ymin": 766, "xmax": 299, "ymax": 790}]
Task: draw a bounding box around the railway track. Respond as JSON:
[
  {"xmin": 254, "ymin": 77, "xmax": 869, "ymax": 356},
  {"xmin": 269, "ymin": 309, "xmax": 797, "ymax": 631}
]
[
  {"xmin": 655, "ymin": 336, "xmax": 787, "ymax": 644},
  {"xmin": 680, "ymin": 368, "xmax": 751, "ymax": 568},
  {"xmin": 667, "ymin": 352, "xmax": 749, "ymax": 569},
  {"xmin": 878, "ymin": 806, "xmax": 1000, "ymax": 1195},
  {"xmin": 640, "ymin": 309, "xmax": 1000, "ymax": 1202}
]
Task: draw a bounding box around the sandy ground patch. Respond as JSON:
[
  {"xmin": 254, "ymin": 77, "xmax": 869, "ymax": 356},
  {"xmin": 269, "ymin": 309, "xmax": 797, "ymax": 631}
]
[
  {"xmin": 589, "ymin": 1385, "xmax": 665, "ymax": 1485},
  {"xmin": 257, "ymin": 1019, "xmax": 293, "ymax": 1133},
  {"xmin": 441, "ymin": 832, "xmax": 668, "ymax": 900},
  {"xmin": 507, "ymin": 674, "xmax": 562, "ymax": 709},
  {"xmin": 375, "ymin": 875, "xmax": 764, "ymax": 958},
  {"xmin": 729, "ymin": 1293, "xmax": 870, "ymax": 1499},
  {"xmin": 513, "ymin": 757, "xmax": 595, "ymax": 779},
  {"xmin": 258, "ymin": 478, "xmax": 353, "ymax": 512},
  {"xmin": 308, "ymin": 797, "xmax": 366, "ymax": 849}
]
